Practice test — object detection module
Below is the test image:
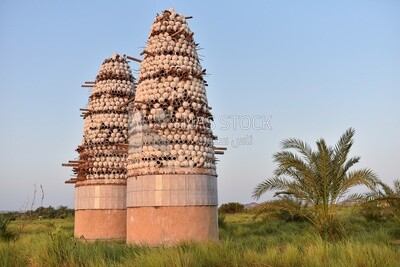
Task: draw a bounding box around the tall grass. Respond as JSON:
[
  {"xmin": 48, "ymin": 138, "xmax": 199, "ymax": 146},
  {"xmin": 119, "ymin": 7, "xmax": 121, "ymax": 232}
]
[
  {"xmin": 1, "ymin": 212, "xmax": 399, "ymax": 266},
  {"xmin": 0, "ymin": 214, "xmax": 12, "ymax": 240}
]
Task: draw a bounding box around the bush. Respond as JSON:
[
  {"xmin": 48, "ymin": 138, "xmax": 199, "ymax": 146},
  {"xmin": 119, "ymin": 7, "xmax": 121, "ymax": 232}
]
[
  {"xmin": 219, "ymin": 202, "xmax": 245, "ymax": 214},
  {"xmin": 218, "ymin": 213, "xmax": 226, "ymax": 229},
  {"xmin": 359, "ymin": 202, "xmax": 390, "ymax": 222},
  {"xmin": 34, "ymin": 205, "xmax": 74, "ymax": 219},
  {"xmin": 0, "ymin": 214, "xmax": 11, "ymax": 240}
]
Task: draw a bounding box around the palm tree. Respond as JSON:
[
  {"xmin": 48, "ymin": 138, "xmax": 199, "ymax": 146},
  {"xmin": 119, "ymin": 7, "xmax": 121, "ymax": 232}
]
[{"xmin": 252, "ymin": 128, "xmax": 378, "ymax": 240}]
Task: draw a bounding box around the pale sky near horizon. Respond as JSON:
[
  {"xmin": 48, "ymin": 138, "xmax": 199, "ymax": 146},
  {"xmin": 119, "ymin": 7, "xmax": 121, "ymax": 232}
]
[{"xmin": 0, "ymin": 1, "xmax": 399, "ymax": 210}]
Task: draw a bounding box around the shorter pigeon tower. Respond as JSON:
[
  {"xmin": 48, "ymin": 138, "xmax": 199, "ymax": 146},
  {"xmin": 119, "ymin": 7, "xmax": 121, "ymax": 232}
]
[{"xmin": 64, "ymin": 53, "xmax": 136, "ymax": 241}]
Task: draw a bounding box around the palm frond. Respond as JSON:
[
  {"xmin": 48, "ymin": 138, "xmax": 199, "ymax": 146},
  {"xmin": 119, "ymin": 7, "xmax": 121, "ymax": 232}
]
[
  {"xmin": 252, "ymin": 177, "xmax": 291, "ymax": 200},
  {"xmin": 273, "ymin": 150, "xmax": 321, "ymax": 202},
  {"xmin": 342, "ymin": 156, "xmax": 360, "ymax": 174},
  {"xmin": 394, "ymin": 179, "xmax": 400, "ymax": 195},
  {"xmin": 281, "ymin": 138, "xmax": 314, "ymax": 161},
  {"xmin": 273, "ymin": 151, "xmax": 316, "ymax": 184},
  {"xmin": 315, "ymin": 138, "xmax": 334, "ymax": 205},
  {"xmin": 378, "ymin": 180, "xmax": 396, "ymax": 197},
  {"xmin": 332, "ymin": 169, "xmax": 378, "ymax": 202},
  {"xmin": 333, "ymin": 128, "xmax": 355, "ymax": 168}
]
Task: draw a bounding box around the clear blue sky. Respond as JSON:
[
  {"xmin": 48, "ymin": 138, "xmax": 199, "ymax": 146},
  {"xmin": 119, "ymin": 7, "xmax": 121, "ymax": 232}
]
[{"xmin": 0, "ymin": 1, "xmax": 399, "ymax": 210}]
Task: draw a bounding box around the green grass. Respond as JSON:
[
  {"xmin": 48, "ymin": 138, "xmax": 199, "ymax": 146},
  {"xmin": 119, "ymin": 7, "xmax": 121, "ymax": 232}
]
[{"xmin": 1, "ymin": 211, "xmax": 399, "ymax": 266}]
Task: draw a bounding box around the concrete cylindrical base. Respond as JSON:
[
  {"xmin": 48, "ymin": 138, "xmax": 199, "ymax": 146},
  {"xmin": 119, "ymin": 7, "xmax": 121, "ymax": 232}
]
[
  {"xmin": 74, "ymin": 182, "xmax": 126, "ymax": 241},
  {"xmin": 75, "ymin": 209, "xmax": 126, "ymax": 241},
  {"xmin": 126, "ymin": 206, "xmax": 218, "ymax": 245},
  {"xmin": 126, "ymin": 174, "xmax": 218, "ymax": 245}
]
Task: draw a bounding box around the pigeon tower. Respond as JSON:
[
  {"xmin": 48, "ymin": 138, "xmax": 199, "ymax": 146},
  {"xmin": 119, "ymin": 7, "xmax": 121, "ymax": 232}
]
[
  {"xmin": 64, "ymin": 53, "xmax": 136, "ymax": 241},
  {"xmin": 126, "ymin": 8, "xmax": 224, "ymax": 245}
]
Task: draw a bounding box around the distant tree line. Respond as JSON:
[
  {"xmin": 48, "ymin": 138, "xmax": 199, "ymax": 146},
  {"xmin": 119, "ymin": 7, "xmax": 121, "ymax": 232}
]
[{"xmin": 2, "ymin": 205, "xmax": 74, "ymax": 220}]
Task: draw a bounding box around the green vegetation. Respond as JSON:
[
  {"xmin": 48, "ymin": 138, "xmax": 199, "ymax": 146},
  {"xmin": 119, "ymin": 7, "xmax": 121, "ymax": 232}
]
[
  {"xmin": 253, "ymin": 128, "xmax": 379, "ymax": 240},
  {"xmin": 1, "ymin": 130, "xmax": 398, "ymax": 265},
  {"xmin": 1, "ymin": 210, "xmax": 399, "ymax": 266},
  {"xmin": 219, "ymin": 202, "xmax": 245, "ymax": 214},
  {"xmin": 32, "ymin": 205, "xmax": 75, "ymax": 219},
  {"xmin": 364, "ymin": 179, "xmax": 400, "ymax": 222},
  {"xmin": 0, "ymin": 214, "xmax": 12, "ymax": 241}
]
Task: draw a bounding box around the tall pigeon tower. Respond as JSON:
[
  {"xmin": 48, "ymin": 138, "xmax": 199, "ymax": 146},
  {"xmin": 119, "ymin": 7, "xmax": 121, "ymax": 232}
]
[
  {"xmin": 126, "ymin": 8, "xmax": 223, "ymax": 245},
  {"xmin": 64, "ymin": 53, "xmax": 136, "ymax": 241}
]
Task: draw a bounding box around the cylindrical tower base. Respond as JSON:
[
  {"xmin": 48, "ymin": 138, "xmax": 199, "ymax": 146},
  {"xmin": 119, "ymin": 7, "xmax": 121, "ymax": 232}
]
[
  {"xmin": 126, "ymin": 174, "xmax": 218, "ymax": 245},
  {"xmin": 126, "ymin": 206, "xmax": 218, "ymax": 245},
  {"xmin": 74, "ymin": 180, "xmax": 126, "ymax": 241},
  {"xmin": 75, "ymin": 209, "xmax": 126, "ymax": 241}
]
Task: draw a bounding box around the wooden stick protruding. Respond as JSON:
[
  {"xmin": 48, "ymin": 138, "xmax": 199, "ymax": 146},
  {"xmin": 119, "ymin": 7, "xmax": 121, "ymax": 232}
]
[
  {"xmin": 126, "ymin": 56, "xmax": 142, "ymax": 63},
  {"xmin": 140, "ymin": 50, "xmax": 155, "ymax": 57},
  {"xmin": 117, "ymin": 97, "xmax": 136, "ymax": 109},
  {"xmin": 185, "ymin": 32, "xmax": 194, "ymax": 40},
  {"xmin": 171, "ymin": 28, "xmax": 184, "ymax": 37}
]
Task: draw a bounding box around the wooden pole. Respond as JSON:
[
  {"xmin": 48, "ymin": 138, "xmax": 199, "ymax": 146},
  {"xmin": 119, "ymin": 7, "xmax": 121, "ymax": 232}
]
[
  {"xmin": 185, "ymin": 32, "xmax": 194, "ymax": 40},
  {"xmin": 117, "ymin": 97, "xmax": 136, "ymax": 109},
  {"xmin": 195, "ymin": 70, "xmax": 206, "ymax": 78},
  {"xmin": 140, "ymin": 50, "xmax": 155, "ymax": 57},
  {"xmin": 126, "ymin": 56, "xmax": 142, "ymax": 63},
  {"xmin": 116, "ymin": 143, "xmax": 129, "ymax": 148},
  {"xmin": 65, "ymin": 179, "xmax": 77, "ymax": 184},
  {"xmin": 81, "ymin": 85, "xmax": 95, "ymax": 88},
  {"xmin": 109, "ymin": 150, "xmax": 128, "ymax": 154},
  {"xmin": 171, "ymin": 28, "xmax": 184, "ymax": 37},
  {"xmin": 62, "ymin": 163, "xmax": 80, "ymax": 167}
]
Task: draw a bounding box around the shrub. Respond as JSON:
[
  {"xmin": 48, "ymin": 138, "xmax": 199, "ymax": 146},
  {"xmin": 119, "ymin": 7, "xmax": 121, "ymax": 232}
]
[
  {"xmin": 359, "ymin": 201, "xmax": 389, "ymax": 222},
  {"xmin": 219, "ymin": 202, "xmax": 245, "ymax": 214},
  {"xmin": 0, "ymin": 214, "xmax": 11, "ymax": 240},
  {"xmin": 218, "ymin": 213, "xmax": 226, "ymax": 229}
]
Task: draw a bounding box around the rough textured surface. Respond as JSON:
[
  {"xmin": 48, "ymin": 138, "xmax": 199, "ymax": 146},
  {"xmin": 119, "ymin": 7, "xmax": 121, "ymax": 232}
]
[
  {"xmin": 126, "ymin": 174, "xmax": 217, "ymax": 206},
  {"xmin": 126, "ymin": 206, "xmax": 218, "ymax": 245},
  {"xmin": 75, "ymin": 184, "xmax": 126, "ymax": 210},
  {"xmin": 127, "ymin": 7, "xmax": 217, "ymax": 177},
  {"xmin": 75, "ymin": 209, "xmax": 126, "ymax": 241},
  {"xmin": 74, "ymin": 53, "xmax": 135, "ymax": 181}
]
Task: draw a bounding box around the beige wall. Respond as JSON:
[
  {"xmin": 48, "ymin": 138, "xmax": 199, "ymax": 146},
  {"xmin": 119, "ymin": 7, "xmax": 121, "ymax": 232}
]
[
  {"xmin": 126, "ymin": 174, "xmax": 217, "ymax": 207},
  {"xmin": 75, "ymin": 184, "xmax": 126, "ymax": 210},
  {"xmin": 75, "ymin": 209, "xmax": 126, "ymax": 241},
  {"xmin": 74, "ymin": 184, "xmax": 126, "ymax": 241},
  {"xmin": 126, "ymin": 206, "xmax": 218, "ymax": 246}
]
